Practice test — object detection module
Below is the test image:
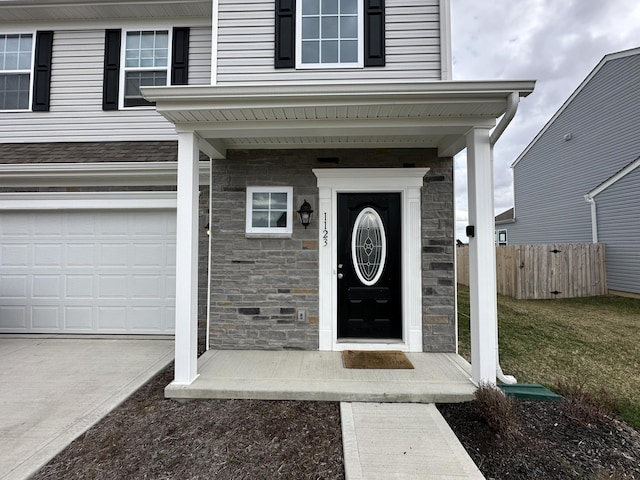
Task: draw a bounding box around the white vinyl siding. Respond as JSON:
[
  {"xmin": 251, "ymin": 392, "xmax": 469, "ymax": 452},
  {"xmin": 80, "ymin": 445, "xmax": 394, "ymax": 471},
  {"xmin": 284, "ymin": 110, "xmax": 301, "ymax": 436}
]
[
  {"xmin": 0, "ymin": 27, "xmax": 211, "ymax": 143},
  {"xmin": 216, "ymin": 0, "xmax": 442, "ymax": 85},
  {"xmin": 595, "ymin": 167, "xmax": 640, "ymax": 294},
  {"xmin": 189, "ymin": 26, "xmax": 212, "ymax": 85}
]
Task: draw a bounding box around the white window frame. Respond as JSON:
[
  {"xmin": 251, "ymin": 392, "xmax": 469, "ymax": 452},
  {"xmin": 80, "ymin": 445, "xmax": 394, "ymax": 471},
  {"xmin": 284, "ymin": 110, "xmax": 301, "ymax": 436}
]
[
  {"xmin": 245, "ymin": 186, "xmax": 294, "ymax": 237},
  {"xmin": 295, "ymin": 0, "xmax": 364, "ymax": 69},
  {"xmin": 119, "ymin": 28, "xmax": 172, "ymax": 109},
  {"xmin": 0, "ymin": 32, "xmax": 35, "ymax": 112},
  {"xmin": 496, "ymin": 229, "xmax": 508, "ymax": 246}
]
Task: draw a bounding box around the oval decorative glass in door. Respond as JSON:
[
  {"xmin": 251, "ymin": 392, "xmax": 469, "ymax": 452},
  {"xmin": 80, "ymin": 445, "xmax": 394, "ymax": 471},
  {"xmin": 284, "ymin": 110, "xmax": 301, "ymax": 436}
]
[{"xmin": 351, "ymin": 207, "xmax": 387, "ymax": 286}]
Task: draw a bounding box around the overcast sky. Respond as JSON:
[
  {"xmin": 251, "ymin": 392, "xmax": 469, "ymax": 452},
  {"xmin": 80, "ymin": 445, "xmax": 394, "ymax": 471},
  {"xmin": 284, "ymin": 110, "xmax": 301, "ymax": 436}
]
[{"xmin": 450, "ymin": 0, "xmax": 640, "ymax": 240}]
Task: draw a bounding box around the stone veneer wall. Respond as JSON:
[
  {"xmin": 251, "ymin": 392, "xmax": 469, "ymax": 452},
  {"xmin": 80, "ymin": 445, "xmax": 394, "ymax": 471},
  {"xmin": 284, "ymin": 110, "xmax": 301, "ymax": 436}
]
[{"xmin": 207, "ymin": 148, "xmax": 456, "ymax": 352}]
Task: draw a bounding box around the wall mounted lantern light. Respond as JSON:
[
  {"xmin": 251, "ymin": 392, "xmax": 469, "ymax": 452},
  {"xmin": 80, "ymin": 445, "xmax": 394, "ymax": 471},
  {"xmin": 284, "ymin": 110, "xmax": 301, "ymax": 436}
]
[{"xmin": 297, "ymin": 200, "xmax": 314, "ymax": 229}]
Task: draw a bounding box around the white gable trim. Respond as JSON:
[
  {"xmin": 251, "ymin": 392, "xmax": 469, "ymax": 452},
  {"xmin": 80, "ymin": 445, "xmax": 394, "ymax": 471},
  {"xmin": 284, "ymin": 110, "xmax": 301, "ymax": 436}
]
[
  {"xmin": 512, "ymin": 47, "xmax": 640, "ymax": 168},
  {"xmin": 586, "ymin": 156, "xmax": 640, "ymax": 199}
]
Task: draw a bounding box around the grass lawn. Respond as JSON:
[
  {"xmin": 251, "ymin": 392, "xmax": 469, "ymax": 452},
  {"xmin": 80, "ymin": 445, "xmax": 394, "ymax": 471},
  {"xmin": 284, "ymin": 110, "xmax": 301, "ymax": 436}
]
[{"xmin": 457, "ymin": 285, "xmax": 640, "ymax": 430}]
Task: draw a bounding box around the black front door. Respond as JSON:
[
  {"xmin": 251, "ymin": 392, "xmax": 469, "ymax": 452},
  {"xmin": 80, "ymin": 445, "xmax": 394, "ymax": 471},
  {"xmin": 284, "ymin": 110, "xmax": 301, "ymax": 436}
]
[{"xmin": 337, "ymin": 193, "xmax": 402, "ymax": 339}]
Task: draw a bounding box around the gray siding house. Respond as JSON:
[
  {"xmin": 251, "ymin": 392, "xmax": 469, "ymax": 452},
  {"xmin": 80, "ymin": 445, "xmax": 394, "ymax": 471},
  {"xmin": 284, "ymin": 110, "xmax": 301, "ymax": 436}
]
[
  {"xmin": 0, "ymin": 0, "xmax": 534, "ymax": 388},
  {"xmin": 503, "ymin": 47, "xmax": 640, "ymax": 295}
]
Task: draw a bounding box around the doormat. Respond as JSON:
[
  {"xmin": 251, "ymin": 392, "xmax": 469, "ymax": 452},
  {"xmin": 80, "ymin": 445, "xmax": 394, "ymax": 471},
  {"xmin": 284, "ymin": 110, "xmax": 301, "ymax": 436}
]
[{"xmin": 342, "ymin": 350, "xmax": 414, "ymax": 369}]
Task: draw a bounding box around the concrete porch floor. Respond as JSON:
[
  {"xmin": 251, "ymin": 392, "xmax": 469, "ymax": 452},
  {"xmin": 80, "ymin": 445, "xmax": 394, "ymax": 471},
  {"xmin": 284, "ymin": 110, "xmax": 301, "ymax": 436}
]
[{"xmin": 164, "ymin": 350, "xmax": 476, "ymax": 402}]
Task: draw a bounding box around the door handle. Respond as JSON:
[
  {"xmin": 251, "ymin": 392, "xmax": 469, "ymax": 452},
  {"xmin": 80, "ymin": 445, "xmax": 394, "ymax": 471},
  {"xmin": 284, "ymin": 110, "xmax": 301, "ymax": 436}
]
[{"xmin": 337, "ymin": 273, "xmax": 344, "ymax": 279}]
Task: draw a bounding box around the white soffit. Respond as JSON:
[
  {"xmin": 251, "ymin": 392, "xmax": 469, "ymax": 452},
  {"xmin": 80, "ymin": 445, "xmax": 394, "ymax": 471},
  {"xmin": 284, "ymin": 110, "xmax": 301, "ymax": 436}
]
[
  {"xmin": 0, "ymin": 161, "xmax": 211, "ymax": 187},
  {"xmin": 143, "ymin": 81, "xmax": 535, "ymax": 156},
  {"xmin": 0, "ymin": 0, "xmax": 211, "ymax": 21}
]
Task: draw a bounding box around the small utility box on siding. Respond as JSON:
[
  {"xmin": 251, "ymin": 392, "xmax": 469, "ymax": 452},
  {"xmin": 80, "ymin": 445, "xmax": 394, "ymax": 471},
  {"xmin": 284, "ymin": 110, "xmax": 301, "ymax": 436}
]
[{"xmin": 456, "ymin": 243, "xmax": 607, "ymax": 299}]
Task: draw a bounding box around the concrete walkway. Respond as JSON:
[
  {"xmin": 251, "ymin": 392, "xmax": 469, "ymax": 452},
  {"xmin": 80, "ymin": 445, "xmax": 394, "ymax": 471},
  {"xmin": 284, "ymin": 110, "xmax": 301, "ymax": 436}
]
[
  {"xmin": 341, "ymin": 402, "xmax": 485, "ymax": 480},
  {"xmin": 0, "ymin": 336, "xmax": 173, "ymax": 480}
]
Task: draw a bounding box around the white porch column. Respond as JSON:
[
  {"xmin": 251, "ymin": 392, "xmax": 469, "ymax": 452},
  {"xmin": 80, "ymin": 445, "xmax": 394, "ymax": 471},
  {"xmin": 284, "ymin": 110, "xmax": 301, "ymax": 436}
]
[
  {"xmin": 174, "ymin": 131, "xmax": 200, "ymax": 385},
  {"xmin": 466, "ymin": 127, "xmax": 498, "ymax": 384}
]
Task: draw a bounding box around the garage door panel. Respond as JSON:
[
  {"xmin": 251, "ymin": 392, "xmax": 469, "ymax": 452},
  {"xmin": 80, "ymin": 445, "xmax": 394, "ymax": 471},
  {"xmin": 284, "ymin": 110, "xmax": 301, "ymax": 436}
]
[
  {"xmin": 133, "ymin": 244, "xmax": 168, "ymax": 267},
  {"xmin": 65, "ymin": 275, "xmax": 94, "ymax": 298},
  {"xmin": 98, "ymin": 307, "xmax": 127, "ymax": 331},
  {"xmin": 166, "ymin": 275, "xmax": 176, "ymax": 299},
  {"xmin": 33, "ymin": 213, "xmax": 63, "ymax": 236},
  {"xmin": 0, "ymin": 210, "xmax": 176, "ymax": 335},
  {"xmin": 131, "ymin": 275, "xmax": 163, "ymax": 299},
  {"xmin": 0, "ymin": 306, "xmax": 27, "ymax": 329},
  {"xmin": 0, "ymin": 275, "xmax": 28, "ymax": 298},
  {"xmin": 0, "ymin": 215, "xmax": 29, "ymax": 236},
  {"xmin": 98, "ymin": 275, "xmax": 129, "ymax": 299},
  {"xmin": 34, "ymin": 244, "xmax": 62, "ymax": 266},
  {"xmin": 32, "ymin": 306, "xmax": 60, "ymax": 329},
  {"xmin": 32, "ymin": 275, "xmax": 61, "ymax": 298},
  {"xmin": 100, "ymin": 244, "xmax": 129, "ymax": 267},
  {"xmin": 1, "ymin": 245, "xmax": 29, "ymax": 266},
  {"xmin": 66, "ymin": 244, "xmax": 96, "ymax": 267},
  {"xmin": 64, "ymin": 306, "xmax": 94, "ymax": 329},
  {"xmin": 131, "ymin": 307, "xmax": 164, "ymax": 331}
]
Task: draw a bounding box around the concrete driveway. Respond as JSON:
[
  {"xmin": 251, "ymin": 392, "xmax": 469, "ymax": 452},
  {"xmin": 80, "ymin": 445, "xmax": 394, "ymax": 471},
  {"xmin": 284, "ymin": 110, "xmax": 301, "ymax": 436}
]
[{"xmin": 0, "ymin": 336, "xmax": 173, "ymax": 480}]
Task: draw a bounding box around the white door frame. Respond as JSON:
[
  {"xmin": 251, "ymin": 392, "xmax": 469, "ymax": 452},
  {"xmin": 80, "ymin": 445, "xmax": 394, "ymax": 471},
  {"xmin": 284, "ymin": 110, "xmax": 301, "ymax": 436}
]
[{"xmin": 313, "ymin": 168, "xmax": 429, "ymax": 352}]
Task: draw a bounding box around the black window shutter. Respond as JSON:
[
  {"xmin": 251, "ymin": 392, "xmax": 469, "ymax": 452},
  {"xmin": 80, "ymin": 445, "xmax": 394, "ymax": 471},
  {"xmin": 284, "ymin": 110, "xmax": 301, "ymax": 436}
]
[
  {"xmin": 365, "ymin": 0, "xmax": 385, "ymax": 66},
  {"xmin": 32, "ymin": 31, "xmax": 54, "ymax": 112},
  {"xmin": 274, "ymin": 0, "xmax": 295, "ymax": 68},
  {"xmin": 102, "ymin": 29, "xmax": 121, "ymax": 111},
  {"xmin": 171, "ymin": 27, "xmax": 190, "ymax": 85}
]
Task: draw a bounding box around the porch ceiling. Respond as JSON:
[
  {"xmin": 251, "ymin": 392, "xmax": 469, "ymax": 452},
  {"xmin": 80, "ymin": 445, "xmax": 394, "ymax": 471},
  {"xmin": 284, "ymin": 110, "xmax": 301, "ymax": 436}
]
[{"xmin": 143, "ymin": 81, "xmax": 535, "ymax": 158}]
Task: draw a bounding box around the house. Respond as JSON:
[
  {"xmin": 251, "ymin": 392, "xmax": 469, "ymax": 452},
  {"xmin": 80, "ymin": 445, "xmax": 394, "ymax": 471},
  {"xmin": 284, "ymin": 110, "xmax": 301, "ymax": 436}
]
[
  {"xmin": 0, "ymin": 0, "xmax": 534, "ymax": 388},
  {"xmin": 502, "ymin": 47, "xmax": 640, "ymax": 296}
]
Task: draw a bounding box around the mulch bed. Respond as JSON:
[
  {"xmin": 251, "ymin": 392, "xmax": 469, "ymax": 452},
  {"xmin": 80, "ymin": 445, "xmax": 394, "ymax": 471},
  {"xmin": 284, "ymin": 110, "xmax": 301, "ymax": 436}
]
[
  {"xmin": 438, "ymin": 399, "xmax": 640, "ymax": 480},
  {"xmin": 33, "ymin": 365, "xmax": 344, "ymax": 480},
  {"xmin": 33, "ymin": 364, "xmax": 640, "ymax": 480}
]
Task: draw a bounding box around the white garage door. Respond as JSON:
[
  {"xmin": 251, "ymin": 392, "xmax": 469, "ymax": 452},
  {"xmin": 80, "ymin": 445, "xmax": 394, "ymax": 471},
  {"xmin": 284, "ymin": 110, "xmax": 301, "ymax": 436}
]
[{"xmin": 0, "ymin": 210, "xmax": 176, "ymax": 334}]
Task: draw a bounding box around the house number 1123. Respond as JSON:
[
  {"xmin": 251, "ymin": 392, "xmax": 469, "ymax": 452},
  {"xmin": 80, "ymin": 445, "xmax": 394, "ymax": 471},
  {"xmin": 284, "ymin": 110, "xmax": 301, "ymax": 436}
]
[{"xmin": 322, "ymin": 212, "xmax": 328, "ymax": 247}]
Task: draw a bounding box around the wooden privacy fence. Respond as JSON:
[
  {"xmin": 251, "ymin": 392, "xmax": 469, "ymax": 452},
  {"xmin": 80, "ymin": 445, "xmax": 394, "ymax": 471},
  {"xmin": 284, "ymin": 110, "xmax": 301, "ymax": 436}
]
[{"xmin": 456, "ymin": 243, "xmax": 607, "ymax": 299}]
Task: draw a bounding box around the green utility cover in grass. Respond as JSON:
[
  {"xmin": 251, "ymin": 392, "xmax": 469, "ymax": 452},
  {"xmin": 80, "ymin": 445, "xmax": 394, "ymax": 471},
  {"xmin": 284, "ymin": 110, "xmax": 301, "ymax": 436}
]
[{"xmin": 499, "ymin": 384, "xmax": 563, "ymax": 401}]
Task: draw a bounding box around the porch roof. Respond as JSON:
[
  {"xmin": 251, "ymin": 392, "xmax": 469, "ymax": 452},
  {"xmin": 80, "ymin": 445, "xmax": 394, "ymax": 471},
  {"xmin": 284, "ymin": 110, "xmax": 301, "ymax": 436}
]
[{"xmin": 143, "ymin": 81, "xmax": 535, "ymax": 158}]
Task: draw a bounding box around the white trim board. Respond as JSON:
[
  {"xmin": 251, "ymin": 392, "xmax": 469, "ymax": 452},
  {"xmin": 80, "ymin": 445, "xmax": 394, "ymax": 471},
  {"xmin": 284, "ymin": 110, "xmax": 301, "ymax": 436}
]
[
  {"xmin": 313, "ymin": 168, "xmax": 429, "ymax": 353},
  {"xmin": 586, "ymin": 155, "xmax": 640, "ymax": 199},
  {"xmin": 0, "ymin": 161, "xmax": 211, "ymax": 187},
  {"xmin": 0, "ymin": 191, "xmax": 176, "ymax": 210}
]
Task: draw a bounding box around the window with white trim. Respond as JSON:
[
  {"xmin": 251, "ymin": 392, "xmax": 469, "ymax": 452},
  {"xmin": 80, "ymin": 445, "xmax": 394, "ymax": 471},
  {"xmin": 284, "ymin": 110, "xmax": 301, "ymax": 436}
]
[
  {"xmin": 122, "ymin": 30, "xmax": 169, "ymax": 107},
  {"xmin": 297, "ymin": 0, "xmax": 362, "ymax": 68},
  {"xmin": 0, "ymin": 34, "xmax": 33, "ymax": 110},
  {"xmin": 496, "ymin": 229, "xmax": 508, "ymax": 246},
  {"xmin": 246, "ymin": 187, "xmax": 293, "ymax": 236}
]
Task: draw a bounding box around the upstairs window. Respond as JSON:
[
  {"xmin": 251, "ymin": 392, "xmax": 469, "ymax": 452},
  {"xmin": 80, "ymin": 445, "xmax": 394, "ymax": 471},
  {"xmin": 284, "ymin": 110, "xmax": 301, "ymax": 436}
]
[
  {"xmin": 275, "ymin": 0, "xmax": 385, "ymax": 69},
  {"xmin": 123, "ymin": 30, "xmax": 169, "ymax": 107},
  {"xmin": 298, "ymin": 0, "xmax": 362, "ymax": 68},
  {"xmin": 0, "ymin": 34, "xmax": 33, "ymax": 110},
  {"xmin": 102, "ymin": 28, "xmax": 189, "ymax": 111}
]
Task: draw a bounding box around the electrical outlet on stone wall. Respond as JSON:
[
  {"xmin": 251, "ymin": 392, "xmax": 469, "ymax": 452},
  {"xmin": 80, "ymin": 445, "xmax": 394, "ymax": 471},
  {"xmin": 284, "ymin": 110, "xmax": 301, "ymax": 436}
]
[{"xmin": 297, "ymin": 309, "xmax": 306, "ymax": 322}]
